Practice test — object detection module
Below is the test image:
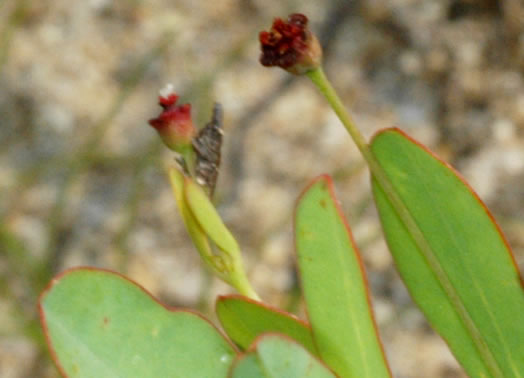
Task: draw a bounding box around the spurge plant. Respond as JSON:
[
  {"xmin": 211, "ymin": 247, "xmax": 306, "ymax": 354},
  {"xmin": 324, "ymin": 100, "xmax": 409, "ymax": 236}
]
[{"xmin": 39, "ymin": 13, "xmax": 524, "ymax": 378}]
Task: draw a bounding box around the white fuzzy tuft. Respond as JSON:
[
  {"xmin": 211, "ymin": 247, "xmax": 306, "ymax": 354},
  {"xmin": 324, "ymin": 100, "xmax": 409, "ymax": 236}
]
[{"xmin": 159, "ymin": 83, "xmax": 175, "ymax": 98}]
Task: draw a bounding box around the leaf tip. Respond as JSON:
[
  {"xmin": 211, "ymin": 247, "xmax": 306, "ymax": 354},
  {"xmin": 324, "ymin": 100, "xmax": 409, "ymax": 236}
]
[{"xmin": 369, "ymin": 126, "xmax": 404, "ymax": 144}]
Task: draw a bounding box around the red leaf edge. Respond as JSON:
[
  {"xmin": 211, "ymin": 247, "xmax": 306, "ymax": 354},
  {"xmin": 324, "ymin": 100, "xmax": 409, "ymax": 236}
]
[
  {"xmin": 370, "ymin": 127, "xmax": 524, "ymax": 289},
  {"xmin": 215, "ymin": 294, "xmax": 311, "ymax": 329},
  {"xmin": 228, "ymin": 332, "xmax": 339, "ymax": 377},
  {"xmin": 292, "ymin": 174, "xmax": 392, "ymax": 376},
  {"xmin": 38, "ymin": 266, "xmax": 238, "ymax": 378}
]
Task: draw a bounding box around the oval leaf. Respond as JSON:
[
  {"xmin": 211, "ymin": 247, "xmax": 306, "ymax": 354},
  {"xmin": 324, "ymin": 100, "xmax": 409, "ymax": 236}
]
[
  {"xmin": 39, "ymin": 268, "xmax": 236, "ymax": 378},
  {"xmin": 184, "ymin": 176, "xmax": 240, "ymax": 256},
  {"xmin": 230, "ymin": 334, "xmax": 336, "ymax": 378},
  {"xmin": 370, "ymin": 128, "xmax": 524, "ymax": 378},
  {"xmin": 216, "ymin": 295, "xmax": 317, "ymax": 355},
  {"xmin": 294, "ymin": 175, "xmax": 391, "ymax": 378}
]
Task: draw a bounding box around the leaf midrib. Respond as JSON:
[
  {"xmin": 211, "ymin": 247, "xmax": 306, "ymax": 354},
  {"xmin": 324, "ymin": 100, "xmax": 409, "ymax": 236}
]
[
  {"xmin": 403, "ymin": 143, "xmax": 520, "ymax": 377},
  {"xmin": 370, "ymin": 133, "xmax": 504, "ymax": 378}
]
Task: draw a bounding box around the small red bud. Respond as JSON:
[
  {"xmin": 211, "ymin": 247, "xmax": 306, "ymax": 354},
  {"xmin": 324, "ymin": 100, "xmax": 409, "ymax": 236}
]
[
  {"xmin": 259, "ymin": 13, "xmax": 322, "ymax": 75},
  {"xmin": 148, "ymin": 85, "xmax": 196, "ymax": 152}
]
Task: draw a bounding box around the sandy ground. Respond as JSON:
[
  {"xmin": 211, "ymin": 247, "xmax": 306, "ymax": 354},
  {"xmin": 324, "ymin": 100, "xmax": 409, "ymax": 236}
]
[{"xmin": 1, "ymin": 0, "xmax": 523, "ymax": 377}]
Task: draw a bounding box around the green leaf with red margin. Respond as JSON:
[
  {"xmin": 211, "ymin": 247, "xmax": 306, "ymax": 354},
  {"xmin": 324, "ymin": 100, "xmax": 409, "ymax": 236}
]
[
  {"xmin": 216, "ymin": 295, "xmax": 317, "ymax": 356},
  {"xmin": 294, "ymin": 175, "xmax": 391, "ymax": 378},
  {"xmin": 370, "ymin": 128, "xmax": 524, "ymax": 378},
  {"xmin": 39, "ymin": 268, "xmax": 237, "ymax": 378},
  {"xmin": 229, "ymin": 334, "xmax": 336, "ymax": 378}
]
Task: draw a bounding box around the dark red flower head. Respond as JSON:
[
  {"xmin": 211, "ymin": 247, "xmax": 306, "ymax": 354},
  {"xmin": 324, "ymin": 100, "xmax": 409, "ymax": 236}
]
[
  {"xmin": 148, "ymin": 86, "xmax": 195, "ymax": 152},
  {"xmin": 259, "ymin": 13, "xmax": 322, "ymax": 75}
]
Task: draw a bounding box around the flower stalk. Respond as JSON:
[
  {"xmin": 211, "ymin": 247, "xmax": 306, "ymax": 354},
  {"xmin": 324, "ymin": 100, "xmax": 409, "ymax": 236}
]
[
  {"xmin": 149, "ymin": 91, "xmax": 259, "ymax": 301},
  {"xmin": 305, "ymin": 45, "xmax": 505, "ymax": 378},
  {"xmin": 259, "ymin": 12, "xmax": 505, "ymax": 378}
]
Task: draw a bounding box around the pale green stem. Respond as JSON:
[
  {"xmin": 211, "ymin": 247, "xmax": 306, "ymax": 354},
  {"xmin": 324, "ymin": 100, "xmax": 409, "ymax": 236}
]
[
  {"xmin": 181, "ymin": 224, "xmax": 260, "ymax": 301},
  {"xmin": 229, "ymin": 262, "xmax": 260, "ymax": 301},
  {"xmin": 306, "ymin": 67, "xmax": 503, "ymax": 378},
  {"xmin": 180, "ymin": 144, "xmax": 196, "ymax": 177},
  {"xmin": 212, "ymin": 246, "xmax": 260, "ymax": 301},
  {"xmin": 193, "ymin": 223, "xmax": 260, "ymax": 301}
]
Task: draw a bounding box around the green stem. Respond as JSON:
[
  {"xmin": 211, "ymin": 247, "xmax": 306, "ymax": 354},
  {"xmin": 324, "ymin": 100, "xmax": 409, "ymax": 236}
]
[
  {"xmin": 207, "ymin": 247, "xmax": 260, "ymax": 301},
  {"xmin": 306, "ymin": 67, "xmax": 503, "ymax": 378},
  {"xmin": 306, "ymin": 68, "xmax": 371, "ymax": 163},
  {"xmin": 180, "ymin": 144, "xmax": 197, "ymax": 177},
  {"xmin": 229, "ymin": 263, "xmax": 260, "ymax": 301}
]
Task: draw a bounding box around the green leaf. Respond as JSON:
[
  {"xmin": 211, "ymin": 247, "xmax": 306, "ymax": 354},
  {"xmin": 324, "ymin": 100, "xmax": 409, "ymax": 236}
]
[
  {"xmin": 184, "ymin": 176, "xmax": 240, "ymax": 256},
  {"xmin": 230, "ymin": 354, "xmax": 264, "ymax": 377},
  {"xmin": 370, "ymin": 128, "xmax": 524, "ymax": 378},
  {"xmin": 39, "ymin": 268, "xmax": 236, "ymax": 378},
  {"xmin": 294, "ymin": 175, "xmax": 391, "ymax": 378},
  {"xmin": 230, "ymin": 334, "xmax": 336, "ymax": 378},
  {"xmin": 216, "ymin": 295, "xmax": 317, "ymax": 356}
]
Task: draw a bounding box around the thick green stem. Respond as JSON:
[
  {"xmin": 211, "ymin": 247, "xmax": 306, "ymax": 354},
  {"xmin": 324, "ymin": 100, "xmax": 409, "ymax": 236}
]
[
  {"xmin": 209, "ymin": 253, "xmax": 260, "ymax": 301},
  {"xmin": 229, "ymin": 263, "xmax": 260, "ymax": 301},
  {"xmin": 306, "ymin": 67, "xmax": 503, "ymax": 378},
  {"xmin": 180, "ymin": 144, "xmax": 196, "ymax": 177},
  {"xmin": 214, "ymin": 245, "xmax": 260, "ymax": 301}
]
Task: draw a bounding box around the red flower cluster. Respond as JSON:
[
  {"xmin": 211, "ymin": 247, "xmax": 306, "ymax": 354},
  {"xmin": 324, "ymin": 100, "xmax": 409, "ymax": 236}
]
[{"xmin": 259, "ymin": 13, "xmax": 321, "ymax": 75}]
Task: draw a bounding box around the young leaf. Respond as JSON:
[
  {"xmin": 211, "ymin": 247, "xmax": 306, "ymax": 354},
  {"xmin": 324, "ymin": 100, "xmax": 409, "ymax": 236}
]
[
  {"xmin": 39, "ymin": 268, "xmax": 236, "ymax": 378},
  {"xmin": 230, "ymin": 334, "xmax": 336, "ymax": 378},
  {"xmin": 216, "ymin": 294, "xmax": 317, "ymax": 355},
  {"xmin": 370, "ymin": 128, "xmax": 524, "ymax": 378},
  {"xmin": 294, "ymin": 175, "xmax": 391, "ymax": 378}
]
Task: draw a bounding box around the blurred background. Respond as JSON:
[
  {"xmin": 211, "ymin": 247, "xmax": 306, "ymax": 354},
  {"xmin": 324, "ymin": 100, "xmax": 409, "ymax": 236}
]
[{"xmin": 1, "ymin": 0, "xmax": 523, "ymax": 376}]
